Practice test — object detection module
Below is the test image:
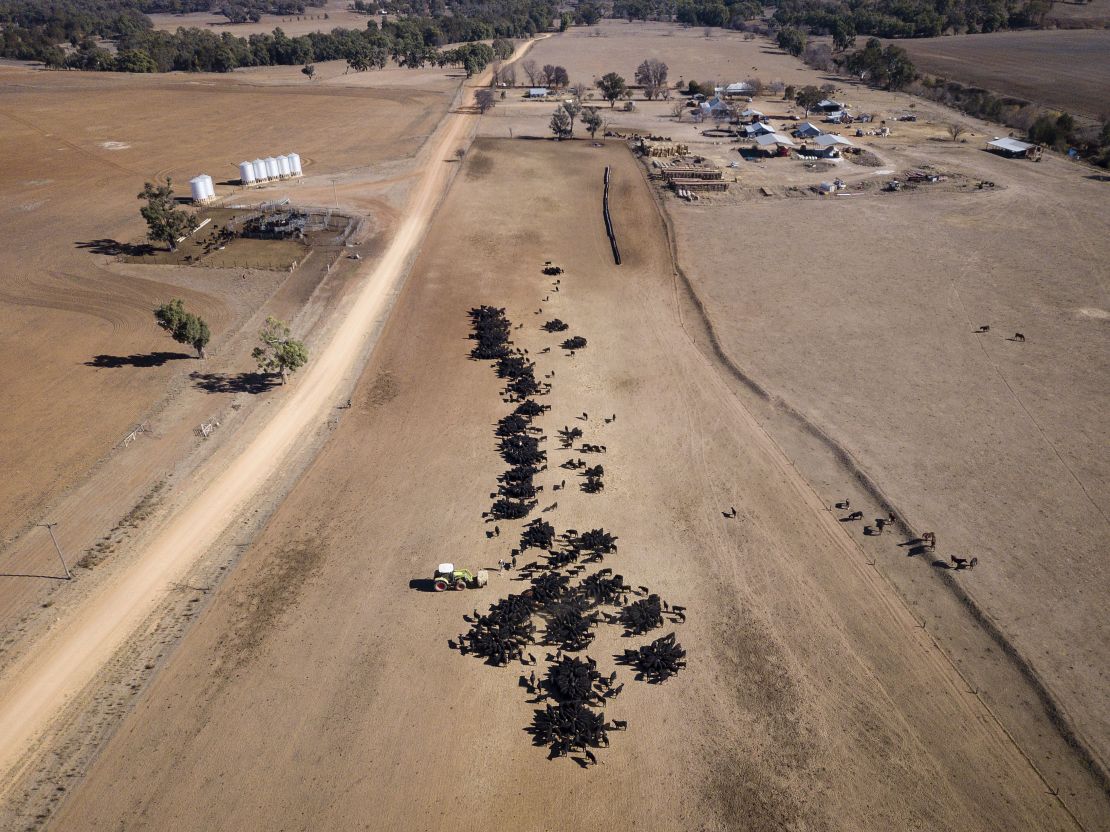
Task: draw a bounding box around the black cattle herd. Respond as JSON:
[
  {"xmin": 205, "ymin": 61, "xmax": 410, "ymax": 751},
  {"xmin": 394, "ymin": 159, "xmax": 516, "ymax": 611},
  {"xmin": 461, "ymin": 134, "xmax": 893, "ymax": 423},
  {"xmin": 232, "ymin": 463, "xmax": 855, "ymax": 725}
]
[{"xmin": 454, "ymin": 270, "xmax": 687, "ymax": 765}]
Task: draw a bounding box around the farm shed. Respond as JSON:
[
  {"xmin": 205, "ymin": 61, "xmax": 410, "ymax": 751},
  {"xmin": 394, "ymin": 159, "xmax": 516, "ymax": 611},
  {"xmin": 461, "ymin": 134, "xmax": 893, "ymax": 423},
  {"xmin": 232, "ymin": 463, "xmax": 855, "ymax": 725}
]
[
  {"xmin": 794, "ymin": 121, "xmax": 824, "ymax": 139},
  {"xmin": 527, "ymin": 87, "xmax": 549, "ymax": 99},
  {"xmin": 810, "ymin": 134, "xmax": 855, "ymax": 157},
  {"xmin": 987, "ymin": 137, "xmax": 1042, "ymax": 159},
  {"xmin": 753, "ymin": 132, "xmax": 798, "ymax": 153},
  {"xmin": 742, "ymin": 121, "xmax": 775, "ymax": 137},
  {"xmin": 817, "ymin": 99, "xmax": 845, "ymax": 112}
]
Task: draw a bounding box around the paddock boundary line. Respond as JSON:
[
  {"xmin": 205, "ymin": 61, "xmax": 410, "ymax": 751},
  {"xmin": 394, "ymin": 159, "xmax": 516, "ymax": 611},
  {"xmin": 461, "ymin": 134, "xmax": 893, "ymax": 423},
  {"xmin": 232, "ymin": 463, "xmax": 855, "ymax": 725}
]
[{"xmin": 634, "ymin": 146, "xmax": 1109, "ymax": 822}]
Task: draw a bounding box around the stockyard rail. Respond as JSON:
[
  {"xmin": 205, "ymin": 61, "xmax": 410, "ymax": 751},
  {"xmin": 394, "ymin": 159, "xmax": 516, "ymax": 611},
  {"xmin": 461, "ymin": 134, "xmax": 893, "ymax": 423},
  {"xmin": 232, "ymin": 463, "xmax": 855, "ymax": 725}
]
[
  {"xmin": 603, "ymin": 166, "xmax": 621, "ymax": 266},
  {"xmin": 661, "ymin": 167, "xmax": 723, "ymax": 181},
  {"xmin": 669, "ymin": 179, "xmax": 729, "ymax": 192}
]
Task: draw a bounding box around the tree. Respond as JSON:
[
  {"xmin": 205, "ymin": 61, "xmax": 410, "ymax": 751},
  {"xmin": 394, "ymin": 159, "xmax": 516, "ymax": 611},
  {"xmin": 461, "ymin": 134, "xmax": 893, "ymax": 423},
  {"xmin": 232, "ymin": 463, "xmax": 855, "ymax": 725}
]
[
  {"xmin": 832, "ymin": 20, "xmax": 856, "ymax": 52},
  {"xmin": 671, "ymin": 100, "xmax": 686, "ymax": 120},
  {"xmin": 301, "ymin": 63, "xmax": 316, "ymax": 80},
  {"xmin": 582, "ymin": 107, "xmax": 603, "ymax": 139},
  {"xmin": 252, "ymin": 317, "xmax": 308, "ymax": 384},
  {"xmin": 795, "ymin": 85, "xmax": 823, "ymax": 117},
  {"xmin": 476, "ymin": 88, "xmax": 496, "ymax": 113},
  {"xmin": 635, "ymin": 58, "xmax": 668, "ymax": 100},
  {"xmin": 522, "ymin": 59, "xmax": 541, "ymax": 86},
  {"xmin": 491, "ymin": 38, "xmax": 514, "ymax": 61},
  {"xmin": 784, "ymin": 84, "xmax": 796, "ymax": 101},
  {"xmin": 550, "ymin": 105, "xmax": 573, "ymax": 139},
  {"xmin": 577, "ymin": 3, "xmax": 603, "ymax": 24},
  {"xmin": 138, "ymin": 178, "xmax": 198, "ymax": 252},
  {"xmin": 596, "ymin": 72, "xmax": 627, "ymax": 108},
  {"xmin": 154, "ymin": 299, "xmax": 210, "ymax": 358},
  {"xmin": 947, "ymin": 122, "xmax": 969, "ymax": 141},
  {"xmin": 551, "ymin": 66, "xmax": 569, "ymax": 88},
  {"xmin": 776, "ymin": 27, "xmax": 806, "ymax": 57}
]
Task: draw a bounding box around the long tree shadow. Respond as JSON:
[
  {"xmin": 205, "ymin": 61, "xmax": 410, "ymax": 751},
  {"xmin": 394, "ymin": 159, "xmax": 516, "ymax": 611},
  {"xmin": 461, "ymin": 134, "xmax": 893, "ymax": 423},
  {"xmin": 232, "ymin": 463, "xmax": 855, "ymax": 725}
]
[
  {"xmin": 75, "ymin": 239, "xmax": 156, "ymax": 257},
  {"xmin": 190, "ymin": 371, "xmax": 278, "ymax": 394},
  {"xmin": 86, "ymin": 351, "xmax": 193, "ymax": 368}
]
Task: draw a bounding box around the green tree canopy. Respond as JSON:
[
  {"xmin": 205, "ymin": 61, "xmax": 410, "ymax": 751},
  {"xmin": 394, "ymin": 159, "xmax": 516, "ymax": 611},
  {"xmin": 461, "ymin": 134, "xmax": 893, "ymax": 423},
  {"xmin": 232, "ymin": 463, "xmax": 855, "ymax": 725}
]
[
  {"xmin": 581, "ymin": 106, "xmax": 603, "ymax": 138},
  {"xmin": 138, "ymin": 178, "xmax": 198, "ymax": 252},
  {"xmin": 154, "ymin": 299, "xmax": 210, "ymax": 358},
  {"xmin": 252, "ymin": 316, "xmax": 308, "ymax": 384},
  {"xmin": 596, "ymin": 72, "xmax": 627, "ymax": 108},
  {"xmin": 550, "ymin": 105, "xmax": 573, "ymax": 139}
]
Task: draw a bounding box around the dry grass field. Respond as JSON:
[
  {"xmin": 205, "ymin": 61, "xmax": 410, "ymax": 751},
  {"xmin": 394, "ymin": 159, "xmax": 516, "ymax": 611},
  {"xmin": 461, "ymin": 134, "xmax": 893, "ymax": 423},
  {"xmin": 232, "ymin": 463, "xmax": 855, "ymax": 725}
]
[
  {"xmin": 0, "ymin": 63, "xmax": 455, "ymax": 550},
  {"xmin": 46, "ymin": 138, "xmax": 1077, "ymax": 832},
  {"xmin": 3, "ymin": 24, "xmax": 1108, "ymax": 832},
  {"xmin": 893, "ymin": 30, "xmax": 1110, "ymax": 120}
]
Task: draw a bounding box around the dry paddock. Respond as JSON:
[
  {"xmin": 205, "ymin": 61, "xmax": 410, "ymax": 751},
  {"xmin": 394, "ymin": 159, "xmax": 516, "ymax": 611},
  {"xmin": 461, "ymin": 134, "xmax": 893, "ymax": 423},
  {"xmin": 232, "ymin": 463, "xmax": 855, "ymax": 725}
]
[{"xmin": 46, "ymin": 139, "xmax": 1078, "ymax": 832}]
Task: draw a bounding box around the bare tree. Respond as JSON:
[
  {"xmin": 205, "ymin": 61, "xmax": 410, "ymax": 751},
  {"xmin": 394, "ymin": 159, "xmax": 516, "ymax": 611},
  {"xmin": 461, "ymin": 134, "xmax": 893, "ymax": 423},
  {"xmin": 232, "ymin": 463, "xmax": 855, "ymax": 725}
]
[
  {"xmin": 476, "ymin": 89, "xmax": 496, "ymax": 113},
  {"xmin": 522, "ymin": 59, "xmax": 540, "ymax": 86},
  {"xmin": 501, "ymin": 63, "xmax": 516, "ymax": 87},
  {"xmin": 635, "ymin": 58, "xmax": 669, "ymax": 100},
  {"xmin": 671, "ymin": 100, "xmax": 686, "ymax": 121},
  {"xmin": 947, "ymin": 122, "xmax": 969, "ymax": 141}
]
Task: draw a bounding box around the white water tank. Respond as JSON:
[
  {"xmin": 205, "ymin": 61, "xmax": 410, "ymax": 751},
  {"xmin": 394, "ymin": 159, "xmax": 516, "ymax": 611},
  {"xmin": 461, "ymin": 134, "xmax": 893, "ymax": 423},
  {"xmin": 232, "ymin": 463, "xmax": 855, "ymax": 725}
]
[
  {"xmin": 189, "ymin": 176, "xmax": 207, "ymax": 203},
  {"xmin": 252, "ymin": 158, "xmax": 268, "ymax": 180},
  {"xmin": 265, "ymin": 156, "xmax": 280, "ymax": 179},
  {"xmin": 287, "ymin": 152, "xmax": 302, "ymax": 176},
  {"xmin": 277, "ymin": 155, "xmax": 292, "ymax": 178},
  {"xmin": 239, "ymin": 161, "xmax": 256, "ymax": 185},
  {"xmin": 201, "ymin": 175, "xmax": 215, "ymax": 200}
]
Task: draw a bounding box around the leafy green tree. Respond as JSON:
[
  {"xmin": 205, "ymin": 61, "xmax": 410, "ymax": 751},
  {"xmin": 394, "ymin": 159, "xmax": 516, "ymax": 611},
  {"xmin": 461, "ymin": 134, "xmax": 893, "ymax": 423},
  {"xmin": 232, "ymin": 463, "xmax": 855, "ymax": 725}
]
[
  {"xmin": 301, "ymin": 63, "xmax": 316, "ymax": 80},
  {"xmin": 491, "ymin": 38, "xmax": 514, "ymax": 60},
  {"xmin": 114, "ymin": 49, "xmax": 156, "ymax": 73},
  {"xmin": 832, "ymin": 20, "xmax": 856, "ymax": 52},
  {"xmin": 776, "ymin": 26, "xmax": 806, "ymax": 57},
  {"xmin": 577, "ymin": 3, "xmax": 603, "ymax": 24},
  {"xmin": 795, "ymin": 85, "xmax": 823, "ymax": 116},
  {"xmin": 582, "ymin": 107, "xmax": 603, "ymax": 139},
  {"xmin": 252, "ymin": 317, "xmax": 308, "ymax": 384},
  {"xmin": 550, "ymin": 105, "xmax": 573, "ymax": 139},
  {"xmin": 138, "ymin": 179, "xmax": 198, "ymax": 252},
  {"xmin": 154, "ymin": 299, "xmax": 210, "ymax": 358},
  {"xmin": 596, "ymin": 72, "xmax": 627, "ymax": 108}
]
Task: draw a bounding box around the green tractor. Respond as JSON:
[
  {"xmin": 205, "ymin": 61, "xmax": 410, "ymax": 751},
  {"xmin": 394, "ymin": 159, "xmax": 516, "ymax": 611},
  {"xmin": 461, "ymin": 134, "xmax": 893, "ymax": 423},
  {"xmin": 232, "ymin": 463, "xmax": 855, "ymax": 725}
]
[{"xmin": 433, "ymin": 562, "xmax": 489, "ymax": 592}]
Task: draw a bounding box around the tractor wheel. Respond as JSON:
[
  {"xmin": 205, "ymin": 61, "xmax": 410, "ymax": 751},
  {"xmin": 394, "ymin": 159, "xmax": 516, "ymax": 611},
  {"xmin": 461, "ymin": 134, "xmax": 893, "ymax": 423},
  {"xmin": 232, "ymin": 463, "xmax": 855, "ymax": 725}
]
[
  {"xmin": 455, "ymin": 579, "xmax": 467, "ymax": 591},
  {"xmin": 434, "ymin": 579, "xmax": 448, "ymax": 592}
]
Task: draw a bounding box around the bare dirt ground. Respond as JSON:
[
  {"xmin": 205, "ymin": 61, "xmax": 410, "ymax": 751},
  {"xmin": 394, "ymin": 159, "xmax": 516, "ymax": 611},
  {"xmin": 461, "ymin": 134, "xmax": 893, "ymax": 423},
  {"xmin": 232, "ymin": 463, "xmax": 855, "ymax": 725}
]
[
  {"xmin": 0, "ymin": 62, "xmax": 454, "ymax": 556},
  {"xmin": 892, "ymin": 30, "xmax": 1110, "ymax": 120},
  {"xmin": 486, "ymin": 23, "xmax": 1110, "ymax": 826},
  {"xmin": 46, "ymin": 137, "xmax": 1079, "ymax": 832},
  {"xmin": 148, "ymin": 0, "xmax": 368, "ymax": 37}
]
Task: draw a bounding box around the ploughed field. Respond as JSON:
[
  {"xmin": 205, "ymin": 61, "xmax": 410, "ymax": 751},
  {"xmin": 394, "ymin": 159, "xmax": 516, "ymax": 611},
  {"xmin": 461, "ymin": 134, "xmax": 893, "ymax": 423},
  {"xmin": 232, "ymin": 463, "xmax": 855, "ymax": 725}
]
[
  {"xmin": 48, "ymin": 138, "xmax": 1076, "ymax": 831},
  {"xmin": 0, "ymin": 64, "xmax": 454, "ymax": 550},
  {"xmin": 892, "ymin": 30, "xmax": 1110, "ymax": 120}
]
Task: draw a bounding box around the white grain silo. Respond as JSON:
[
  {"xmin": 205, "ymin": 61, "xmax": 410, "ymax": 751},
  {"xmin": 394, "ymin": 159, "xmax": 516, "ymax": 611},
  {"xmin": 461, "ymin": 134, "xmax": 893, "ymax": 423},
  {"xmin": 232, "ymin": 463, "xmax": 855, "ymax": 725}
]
[
  {"xmin": 277, "ymin": 155, "xmax": 292, "ymax": 178},
  {"xmin": 265, "ymin": 156, "xmax": 279, "ymax": 179},
  {"xmin": 202, "ymin": 175, "xmax": 216, "ymax": 200},
  {"xmin": 239, "ymin": 161, "xmax": 256, "ymax": 185},
  {"xmin": 253, "ymin": 158, "xmax": 268, "ymax": 181},
  {"xmin": 189, "ymin": 176, "xmax": 207, "ymax": 203},
  {"xmin": 287, "ymin": 152, "xmax": 303, "ymax": 176}
]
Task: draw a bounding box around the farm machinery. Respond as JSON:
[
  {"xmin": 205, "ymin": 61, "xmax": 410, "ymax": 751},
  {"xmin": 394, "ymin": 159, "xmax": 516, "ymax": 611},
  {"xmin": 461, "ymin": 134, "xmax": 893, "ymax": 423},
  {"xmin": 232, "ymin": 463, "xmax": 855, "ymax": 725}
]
[{"xmin": 434, "ymin": 563, "xmax": 489, "ymax": 592}]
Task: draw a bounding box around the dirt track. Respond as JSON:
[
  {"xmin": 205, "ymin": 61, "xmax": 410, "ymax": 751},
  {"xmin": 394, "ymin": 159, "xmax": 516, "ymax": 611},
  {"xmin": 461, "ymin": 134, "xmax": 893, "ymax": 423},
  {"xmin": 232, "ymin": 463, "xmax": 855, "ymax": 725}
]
[
  {"xmin": 45, "ymin": 139, "xmax": 1078, "ymax": 831},
  {"xmin": 0, "ymin": 51, "xmax": 500, "ymax": 797}
]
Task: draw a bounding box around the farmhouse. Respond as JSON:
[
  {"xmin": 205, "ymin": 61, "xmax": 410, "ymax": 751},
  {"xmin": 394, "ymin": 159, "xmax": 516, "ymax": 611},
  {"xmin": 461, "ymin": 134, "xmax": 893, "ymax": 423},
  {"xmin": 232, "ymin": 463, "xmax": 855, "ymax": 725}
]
[
  {"xmin": 723, "ymin": 82, "xmax": 755, "ymax": 98},
  {"xmin": 987, "ymin": 137, "xmax": 1043, "ymax": 160},
  {"xmin": 742, "ymin": 121, "xmax": 775, "ymax": 137},
  {"xmin": 527, "ymin": 87, "xmax": 549, "ymax": 99},
  {"xmin": 699, "ymin": 96, "xmax": 732, "ymax": 118}
]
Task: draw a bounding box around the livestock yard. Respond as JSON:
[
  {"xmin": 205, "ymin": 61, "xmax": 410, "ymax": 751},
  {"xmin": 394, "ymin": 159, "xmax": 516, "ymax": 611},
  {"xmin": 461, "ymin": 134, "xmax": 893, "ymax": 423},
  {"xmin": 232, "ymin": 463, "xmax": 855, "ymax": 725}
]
[{"xmin": 0, "ymin": 17, "xmax": 1108, "ymax": 832}]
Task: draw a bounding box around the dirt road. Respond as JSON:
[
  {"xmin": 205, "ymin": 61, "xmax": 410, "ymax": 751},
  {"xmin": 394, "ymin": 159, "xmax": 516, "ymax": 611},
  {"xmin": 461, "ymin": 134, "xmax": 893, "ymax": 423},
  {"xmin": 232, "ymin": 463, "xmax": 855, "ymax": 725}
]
[
  {"xmin": 0, "ymin": 41, "xmax": 541, "ymax": 795},
  {"xmin": 47, "ymin": 139, "xmax": 1078, "ymax": 831}
]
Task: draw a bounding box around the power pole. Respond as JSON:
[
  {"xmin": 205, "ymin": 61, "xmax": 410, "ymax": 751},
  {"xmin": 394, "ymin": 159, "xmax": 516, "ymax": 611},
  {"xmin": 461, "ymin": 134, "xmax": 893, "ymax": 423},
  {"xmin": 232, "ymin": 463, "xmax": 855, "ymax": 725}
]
[{"xmin": 39, "ymin": 523, "xmax": 71, "ymax": 581}]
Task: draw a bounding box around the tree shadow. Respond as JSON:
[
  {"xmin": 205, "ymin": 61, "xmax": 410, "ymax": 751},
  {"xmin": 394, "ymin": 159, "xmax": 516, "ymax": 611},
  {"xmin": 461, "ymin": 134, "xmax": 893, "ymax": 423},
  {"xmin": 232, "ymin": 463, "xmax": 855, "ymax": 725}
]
[
  {"xmin": 75, "ymin": 238, "xmax": 156, "ymax": 257},
  {"xmin": 86, "ymin": 351, "xmax": 192, "ymax": 368},
  {"xmin": 190, "ymin": 371, "xmax": 278, "ymax": 394}
]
